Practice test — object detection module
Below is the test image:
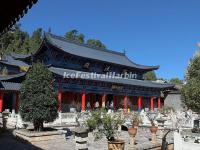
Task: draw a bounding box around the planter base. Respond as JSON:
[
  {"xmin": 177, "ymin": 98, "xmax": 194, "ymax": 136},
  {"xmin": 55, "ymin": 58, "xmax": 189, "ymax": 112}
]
[
  {"xmin": 151, "ymin": 133, "xmax": 157, "ymax": 144},
  {"xmin": 14, "ymin": 129, "xmax": 65, "ymax": 144},
  {"xmin": 108, "ymin": 140, "xmax": 125, "ymax": 150}
]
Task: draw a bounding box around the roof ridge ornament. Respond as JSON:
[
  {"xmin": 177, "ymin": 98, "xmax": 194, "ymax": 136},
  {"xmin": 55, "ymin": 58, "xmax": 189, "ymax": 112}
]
[{"xmin": 123, "ymin": 49, "xmax": 126, "ymax": 55}]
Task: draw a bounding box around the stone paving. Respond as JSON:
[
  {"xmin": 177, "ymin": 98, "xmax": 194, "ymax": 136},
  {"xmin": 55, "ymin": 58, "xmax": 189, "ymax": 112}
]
[{"xmin": 0, "ymin": 128, "xmax": 174, "ymax": 150}]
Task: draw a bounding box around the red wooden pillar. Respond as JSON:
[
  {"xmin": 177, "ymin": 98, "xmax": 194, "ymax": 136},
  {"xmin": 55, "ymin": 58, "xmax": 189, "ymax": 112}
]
[
  {"xmin": 158, "ymin": 97, "xmax": 161, "ymax": 109},
  {"xmin": 16, "ymin": 92, "xmax": 20, "ymax": 113},
  {"xmin": 58, "ymin": 90, "xmax": 62, "ymax": 112},
  {"xmin": 150, "ymin": 97, "xmax": 154, "ymax": 111},
  {"xmin": 81, "ymin": 93, "xmax": 86, "ymax": 111},
  {"xmin": 138, "ymin": 96, "xmax": 142, "ymax": 111},
  {"xmin": 123, "ymin": 96, "xmax": 127, "ymax": 113},
  {"xmin": 101, "ymin": 94, "xmax": 106, "ymax": 108},
  {"xmin": 113, "ymin": 96, "xmax": 117, "ymax": 110},
  {"xmin": 0, "ymin": 91, "xmax": 3, "ymax": 113}
]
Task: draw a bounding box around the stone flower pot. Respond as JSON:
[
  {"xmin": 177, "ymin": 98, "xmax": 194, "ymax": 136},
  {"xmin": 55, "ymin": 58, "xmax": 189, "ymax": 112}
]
[
  {"xmin": 150, "ymin": 126, "xmax": 158, "ymax": 134},
  {"xmin": 150, "ymin": 126, "xmax": 158, "ymax": 144},
  {"xmin": 108, "ymin": 140, "xmax": 125, "ymax": 150},
  {"xmin": 128, "ymin": 127, "xmax": 137, "ymax": 137}
]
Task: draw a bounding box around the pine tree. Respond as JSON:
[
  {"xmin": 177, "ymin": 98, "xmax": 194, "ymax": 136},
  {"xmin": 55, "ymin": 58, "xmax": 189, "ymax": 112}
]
[
  {"xmin": 181, "ymin": 51, "xmax": 200, "ymax": 113},
  {"xmin": 143, "ymin": 71, "xmax": 157, "ymax": 81},
  {"xmin": 20, "ymin": 62, "xmax": 58, "ymax": 131},
  {"xmin": 65, "ymin": 29, "xmax": 78, "ymax": 41},
  {"xmin": 29, "ymin": 28, "xmax": 43, "ymax": 53},
  {"xmin": 77, "ymin": 33, "xmax": 85, "ymax": 44},
  {"xmin": 169, "ymin": 78, "xmax": 183, "ymax": 85},
  {"xmin": 0, "ymin": 31, "xmax": 13, "ymax": 53},
  {"xmin": 6, "ymin": 24, "xmax": 30, "ymax": 54},
  {"xmin": 87, "ymin": 39, "xmax": 106, "ymax": 49},
  {"xmin": 0, "ymin": 25, "xmax": 42, "ymax": 54}
]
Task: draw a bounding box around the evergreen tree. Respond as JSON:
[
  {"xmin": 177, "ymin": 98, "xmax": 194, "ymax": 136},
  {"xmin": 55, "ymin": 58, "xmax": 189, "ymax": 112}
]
[
  {"xmin": 65, "ymin": 29, "xmax": 78, "ymax": 41},
  {"xmin": 143, "ymin": 71, "xmax": 157, "ymax": 81},
  {"xmin": 169, "ymin": 78, "xmax": 183, "ymax": 85},
  {"xmin": 20, "ymin": 62, "xmax": 58, "ymax": 131},
  {"xmin": 87, "ymin": 39, "xmax": 106, "ymax": 49},
  {"xmin": 77, "ymin": 33, "xmax": 85, "ymax": 44},
  {"xmin": 0, "ymin": 25, "xmax": 42, "ymax": 54},
  {"xmin": 29, "ymin": 28, "xmax": 43, "ymax": 53},
  {"xmin": 6, "ymin": 24, "xmax": 29, "ymax": 54},
  {"xmin": 182, "ymin": 51, "xmax": 200, "ymax": 113},
  {"xmin": 0, "ymin": 31, "xmax": 13, "ymax": 53},
  {"xmin": 65, "ymin": 29, "xmax": 85, "ymax": 44}
]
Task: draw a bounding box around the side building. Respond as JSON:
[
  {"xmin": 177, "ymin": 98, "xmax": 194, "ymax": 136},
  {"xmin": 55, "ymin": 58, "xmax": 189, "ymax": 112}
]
[{"xmin": 164, "ymin": 85, "xmax": 184, "ymax": 111}]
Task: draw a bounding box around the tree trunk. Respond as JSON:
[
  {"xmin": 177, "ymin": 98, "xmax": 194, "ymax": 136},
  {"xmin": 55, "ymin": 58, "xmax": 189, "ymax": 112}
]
[{"xmin": 33, "ymin": 120, "xmax": 43, "ymax": 132}]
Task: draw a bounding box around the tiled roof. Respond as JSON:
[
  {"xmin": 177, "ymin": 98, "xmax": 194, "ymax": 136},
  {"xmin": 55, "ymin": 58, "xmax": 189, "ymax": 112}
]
[
  {"xmin": 0, "ymin": 55, "xmax": 29, "ymax": 67},
  {"xmin": 48, "ymin": 67, "xmax": 174, "ymax": 89},
  {"xmin": 0, "ymin": 81, "xmax": 21, "ymax": 91},
  {"xmin": 44, "ymin": 33, "xmax": 159, "ymax": 71}
]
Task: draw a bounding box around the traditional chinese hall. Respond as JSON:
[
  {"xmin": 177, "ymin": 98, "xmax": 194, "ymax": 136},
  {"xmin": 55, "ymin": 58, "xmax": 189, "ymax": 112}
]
[{"xmin": 0, "ymin": 33, "xmax": 174, "ymax": 114}]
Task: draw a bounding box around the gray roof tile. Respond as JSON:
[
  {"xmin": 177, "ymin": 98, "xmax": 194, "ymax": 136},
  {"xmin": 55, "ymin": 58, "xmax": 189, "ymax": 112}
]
[
  {"xmin": 0, "ymin": 55, "xmax": 30, "ymax": 68},
  {"xmin": 0, "ymin": 73, "xmax": 26, "ymax": 81},
  {"xmin": 45, "ymin": 33, "xmax": 159, "ymax": 70}
]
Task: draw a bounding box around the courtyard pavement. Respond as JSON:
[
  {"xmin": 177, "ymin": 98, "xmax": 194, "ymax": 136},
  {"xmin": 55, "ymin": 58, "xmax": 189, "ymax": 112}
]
[{"xmin": 0, "ymin": 128, "xmax": 174, "ymax": 150}]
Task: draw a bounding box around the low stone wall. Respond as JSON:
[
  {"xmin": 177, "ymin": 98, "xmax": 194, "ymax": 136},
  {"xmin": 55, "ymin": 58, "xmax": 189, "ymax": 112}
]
[{"xmin": 14, "ymin": 129, "xmax": 66, "ymax": 144}]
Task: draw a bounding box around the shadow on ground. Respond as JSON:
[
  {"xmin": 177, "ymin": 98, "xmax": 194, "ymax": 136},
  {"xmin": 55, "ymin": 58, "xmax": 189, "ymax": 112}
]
[{"xmin": 0, "ymin": 129, "xmax": 43, "ymax": 150}]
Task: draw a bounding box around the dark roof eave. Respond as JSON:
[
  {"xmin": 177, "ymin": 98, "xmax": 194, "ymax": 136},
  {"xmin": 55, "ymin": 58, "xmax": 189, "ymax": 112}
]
[
  {"xmin": 124, "ymin": 55, "xmax": 160, "ymax": 71},
  {"xmin": 0, "ymin": 0, "xmax": 38, "ymax": 34},
  {"xmin": 48, "ymin": 66, "xmax": 174, "ymax": 89}
]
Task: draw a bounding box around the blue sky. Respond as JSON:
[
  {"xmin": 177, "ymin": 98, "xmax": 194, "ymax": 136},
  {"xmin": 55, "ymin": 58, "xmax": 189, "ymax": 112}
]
[{"xmin": 20, "ymin": 0, "xmax": 200, "ymax": 80}]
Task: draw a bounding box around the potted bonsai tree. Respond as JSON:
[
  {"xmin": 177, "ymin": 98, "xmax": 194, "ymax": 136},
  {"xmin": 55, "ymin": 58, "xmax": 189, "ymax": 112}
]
[
  {"xmin": 100, "ymin": 113, "xmax": 125, "ymax": 150},
  {"xmin": 147, "ymin": 113, "xmax": 158, "ymax": 144},
  {"xmin": 84, "ymin": 108, "xmax": 105, "ymax": 132},
  {"xmin": 85, "ymin": 110, "xmax": 125, "ymax": 150},
  {"xmin": 125, "ymin": 112, "xmax": 142, "ymax": 148},
  {"xmin": 131, "ymin": 112, "xmax": 142, "ymax": 128}
]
